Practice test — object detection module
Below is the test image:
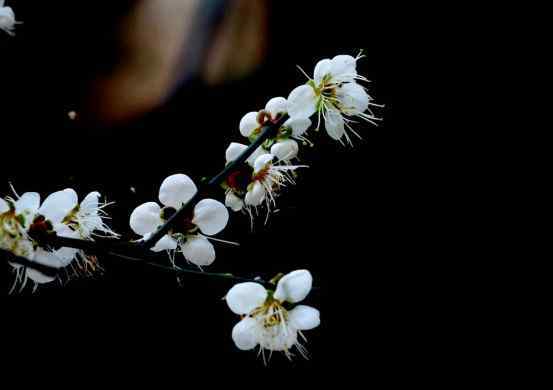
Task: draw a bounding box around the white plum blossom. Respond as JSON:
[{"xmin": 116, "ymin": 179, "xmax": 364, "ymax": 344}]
[
  {"xmin": 223, "ymin": 142, "xmax": 260, "ymax": 213},
  {"xmin": 223, "ymin": 147, "xmax": 305, "ymax": 221},
  {"xmin": 244, "ymin": 153, "xmax": 304, "ymax": 210},
  {"xmin": 1, "ymin": 188, "xmax": 116, "ymax": 289},
  {"xmin": 287, "ymin": 53, "xmax": 379, "ymax": 145},
  {"xmin": 63, "ymin": 191, "xmax": 119, "ymax": 239},
  {"xmin": 224, "ymin": 95, "xmax": 314, "ymax": 219},
  {"xmin": 1, "ymin": 192, "xmax": 51, "ymax": 291},
  {"xmin": 225, "ymin": 270, "xmax": 320, "ymax": 362},
  {"xmin": 225, "ymin": 94, "xmax": 318, "ymax": 221},
  {"xmin": 29, "ymin": 189, "xmax": 109, "ymax": 272},
  {"xmin": 129, "ymin": 174, "xmax": 230, "ymax": 267},
  {"xmin": 51, "ymin": 190, "xmax": 117, "ymax": 278},
  {"xmin": 0, "ymin": 1, "xmax": 18, "ymax": 36},
  {"xmin": 8, "ymin": 189, "xmax": 80, "ymax": 270},
  {"xmin": 239, "ymin": 97, "xmax": 311, "ymax": 154}
]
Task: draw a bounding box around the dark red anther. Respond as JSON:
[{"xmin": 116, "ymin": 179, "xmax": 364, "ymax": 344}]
[
  {"xmin": 257, "ymin": 110, "xmax": 272, "ymax": 126},
  {"xmin": 28, "ymin": 215, "xmax": 54, "ymax": 245},
  {"xmin": 226, "ymin": 164, "xmax": 254, "ymax": 192}
]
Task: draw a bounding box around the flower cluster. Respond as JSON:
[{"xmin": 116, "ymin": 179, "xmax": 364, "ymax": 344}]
[
  {"xmin": 225, "ymin": 270, "xmax": 320, "ymax": 362},
  {"xmin": 1, "ymin": 35, "xmax": 379, "ymax": 361},
  {"xmin": 1, "ymin": 188, "xmax": 116, "ymax": 288},
  {"xmin": 221, "ymin": 98, "xmax": 310, "ymax": 218},
  {"xmin": 222, "ymin": 53, "xmax": 378, "ymax": 220},
  {"xmin": 0, "ymin": 1, "xmax": 17, "ymax": 36}
]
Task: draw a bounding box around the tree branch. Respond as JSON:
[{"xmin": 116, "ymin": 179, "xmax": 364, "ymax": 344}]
[
  {"xmin": 2, "ymin": 114, "xmax": 290, "ymax": 288},
  {"xmin": 142, "ymin": 113, "xmax": 288, "ymax": 248}
]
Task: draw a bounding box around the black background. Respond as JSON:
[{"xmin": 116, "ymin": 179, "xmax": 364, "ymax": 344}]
[{"xmin": 0, "ymin": 0, "xmax": 447, "ymax": 379}]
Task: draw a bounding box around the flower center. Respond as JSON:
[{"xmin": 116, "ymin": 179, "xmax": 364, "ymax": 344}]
[
  {"xmin": 252, "ymin": 165, "xmax": 271, "ymax": 183},
  {"xmin": 257, "ymin": 110, "xmax": 272, "ymax": 127},
  {"xmin": 251, "ymin": 297, "xmax": 289, "ymax": 329},
  {"xmin": 226, "ymin": 164, "xmax": 254, "ymax": 193},
  {"xmin": 161, "ymin": 207, "xmax": 196, "ymax": 235},
  {"xmin": 27, "ymin": 215, "xmax": 54, "ymax": 244},
  {"xmin": 0, "ymin": 211, "xmax": 33, "ymax": 257},
  {"xmin": 0, "ymin": 211, "xmax": 19, "ymax": 237},
  {"xmin": 62, "ymin": 205, "xmax": 80, "ymax": 225}
]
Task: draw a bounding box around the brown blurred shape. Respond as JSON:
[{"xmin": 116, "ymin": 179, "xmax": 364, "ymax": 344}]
[
  {"xmin": 84, "ymin": 0, "xmax": 268, "ymax": 126},
  {"xmin": 202, "ymin": 0, "xmax": 268, "ymax": 85}
]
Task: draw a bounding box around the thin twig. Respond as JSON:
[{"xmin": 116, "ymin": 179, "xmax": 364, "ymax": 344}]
[{"xmin": 1, "ymin": 247, "xmax": 274, "ymax": 287}]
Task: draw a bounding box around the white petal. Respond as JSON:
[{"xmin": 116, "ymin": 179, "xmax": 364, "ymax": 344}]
[
  {"xmin": 26, "ymin": 268, "xmax": 56, "ymax": 285},
  {"xmin": 239, "ymin": 111, "xmax": 260, "ymax": 137},
  {"xmin": 232, "ymin": 317, "xmax": 259, "ymax": 350},
  {"xmin": 324, "ymin": 108, "xmax": 346, "ymax": 140},
  {"xmin": 81, "ymin": 191, "xmax": 100, "ymax": 212},
  {"xmin": 39, "ymin": 189, "xmax": 78, "ymax": 223},
  {"xmin": 0, "ymin": 6, "xmax": 15, "ymax": 22},
  {"xmin": 87, "ymin": 215, "xmax": 104, "ymax": 230},
  {"xmin": 0, "ymin": 198, "xmax": 9, "ymax": 213},
  {"xmin": 314, "ymin": 58, "xmax": 332, "ymax": 85},
  {"xmin": 56, "ymin": 248, "xmax": 79, "ymax": 267},
  {"xmin": 274, "ymin": 269, "xmax": 313, "ymax": 303},
  {"xmin": 33, "ymin": 248, "xmax": 61, "ymax": 268},
  {"xmin": 225, "ymin": 142, "xmax": 248, "ymax": 164},
  {"xmin": 192, "ymin": 199, "xmax": 229, "ymax": 236},
  {"xmin": 129, "ymin": 202, "xmax": 162, "ymax": 235},
  {"xmin": 338, "ymin": 82, "xmax": 370, "ymax": 114},
  {"xmin": 225, "ymin": 192, "xmax": 244, "ymax": 212},
  {"xmin": 226, "ymin": 282, "xmax": 267, "ymax": 315},
  {"xmin": 259, "ymin": 327, "xmax": 298, "ymax": 352},
  {"xmin": 287, "ymin": 85, "xmax": 317, "ymax": 120},
  {"xmin": 151, "ymin": 234, "xmax": 178, "ymax": 252},
  {"xmin": 285, "ymin": 117, "xmax": 312, "ymax": 137},
  {"xmin": 15, "ymin": 192, "xmax": 40, "ymax": 215},
  {"xmin": 39, "ymin": 224, "xmax": 79, "ymax": 268},
  {"xmin": 181, "ymin": 235, "xmax": 215, "ymax": 267},
  {"xmin": 289, "ymin": 305, "xmax": 320, "ymax": 330},
  {"xmin": 271, "ymin": 139, "xmax": 299, "ymax": 161},
  {"xmin": 244, "ymin": 181, "xmax": 265, "ymax": 207},
  {"xmin": 33, "ymin": 247, "xmax": 75, "ymax": 269},
  {"xmin": 159, "ymin": 174, "xmax": 197, "ymax": 209},
  {"xmin": 54, "ymin": 223, "xmax": 79, "ymax": 238},
  {"xmin": 330, "ymin": 54, "xmax": 357, "ymax": 83},
  {"xmin": 265, "ymin": 97, "xmax": 287, "ymax": 117},
  {"xmin": 226, "ymin": 142, "xmax": 264, "ymax": 166},
  {"xmin": 247, "ymin": 146, "xmax": 267, "ymax": 167},
  {"xmin": 253, "ymin": 153, "xmax": 274, "ymax": 174}
]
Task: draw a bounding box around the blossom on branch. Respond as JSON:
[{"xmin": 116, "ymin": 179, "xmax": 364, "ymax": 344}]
[
  {"xmin": 223, "ymin": 145, "xmax": 305, "ymax": 219},
  {"xmin": 1, "ymin": 188, "xmax": 116, "ymax": 288},
  {"xmin": 287, "ymin": 53, "xmax": 379, "ymax": 145},
  {"xmin": 240, "ymin": 97, "xmax": 311, "ymax": 159},
  {"xmin": 225, "ymin": 270, "xmax": 320, "ymax": 362},
  {"xmin": 129, "ymin": 174, "xmax": 230, "ymax": 268}
]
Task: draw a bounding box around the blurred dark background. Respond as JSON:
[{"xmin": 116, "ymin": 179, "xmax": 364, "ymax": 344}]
[{"xmin": 0, "ymin": 0, "xmax": 438, "ymax": 378}]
